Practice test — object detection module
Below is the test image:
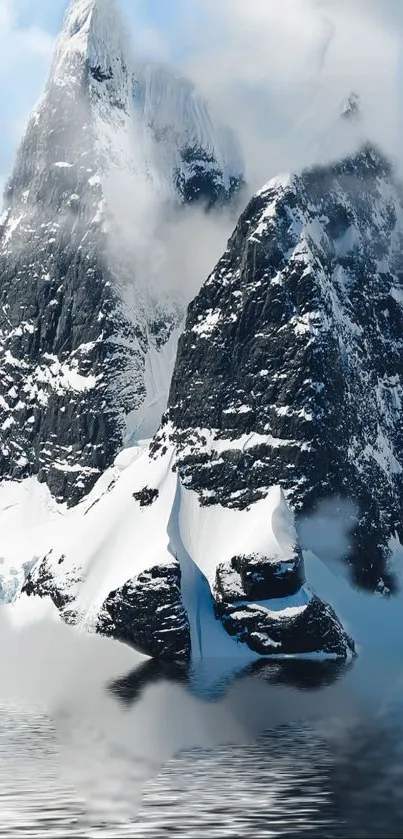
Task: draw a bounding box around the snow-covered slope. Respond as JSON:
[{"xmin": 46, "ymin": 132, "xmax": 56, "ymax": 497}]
[
  {"xmin": 0, "ymin": 0, "xmax": 243, "ymax": 506},
  {"xmin": 9, "ymin": 438, "xmax": 353, "ymax": 664}
]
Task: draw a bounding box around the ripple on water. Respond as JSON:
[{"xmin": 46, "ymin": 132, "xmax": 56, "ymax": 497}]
[
  {"xmin": 0, "ymin": 703, "xmax": 402, "ymax": 838},
  {"xmin": 0, "ymin": 704, "xmax": 336, "ymax": 838}
]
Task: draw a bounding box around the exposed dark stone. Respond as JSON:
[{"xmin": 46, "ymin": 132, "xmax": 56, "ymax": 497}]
[
  {"xmin": 97, "ymin": 560, "xmax": 191, "ymax": 661},
  {"xmin": 90, "ymin": 64, "xmax": 113, "ymax": 82},
  {"xmin": 212, "ymin": 547, "xmax": 352, "ymax": 660},
  {"xmin": 215, "ymin": 551, "xmax": 305, "ymax": 603},
  {"xmin": 21, "ymin": 552, "xmax": 77, "ymax": 612},
  {"xmin": 216, "ymin": 594, "xmax": 355, "ymax": 659},
  {"xmin": 22, "ymin": 550, "xmax": 190, "ymax": 661},
  {"xmin": 174, "ymin": 145, "xmax": 244, "ymax": 209},
  {"xmin": 132, "ymin": 486, "xmax": 159, "ymax": 506}
]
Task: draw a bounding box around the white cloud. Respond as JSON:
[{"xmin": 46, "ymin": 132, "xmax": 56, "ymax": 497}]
[
  {"xmin": 169, "ymin": 0, "xmax": 401, "ymax": 189},
  {"xmin": 2, "ymin": 0, "xmax": 402, "ymax": 200}
]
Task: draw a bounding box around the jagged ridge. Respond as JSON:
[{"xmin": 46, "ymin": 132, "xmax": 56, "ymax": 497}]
[{"xmin": 160, "ymin": 144, "xmax": 403, "ymax": 592}]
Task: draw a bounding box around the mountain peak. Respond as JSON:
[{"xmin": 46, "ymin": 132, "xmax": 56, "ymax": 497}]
[
  {"xmin": 341, "ymin": 91, "xmax": 361, "ymax": 122},
  {"xmin": 63, "ymin": 0, "xmax": 98, "ymax": 32},
  {"xmin": 61, "ymin": 0, "xmax": 119, "ymax": 37},
  {"xmin": 0, "ymin": 0, "xmax": 243, "ymax": 504},
  {"xmin": 51, "ymin": 0, "xmax": 127, "ymax": 88}
]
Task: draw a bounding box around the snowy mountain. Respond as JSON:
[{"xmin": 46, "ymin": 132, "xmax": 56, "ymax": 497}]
[
  {"xmin": 162, "ymin": 144, "xmax": 403, "ymax": 595},
  {"xmin": 2, "ymin": 1, "xmax": 401, "ymax": 669},
  {"xmin": 22, "ymin": 144, "xmax": 403, "ymax": 664},
  {"xmin": 0, "ymin": 0, "xmax": 243, "ymax": 506}
]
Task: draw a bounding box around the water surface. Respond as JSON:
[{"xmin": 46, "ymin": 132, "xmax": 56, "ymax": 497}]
[{"xmin": 0, "ymin": 650, "xmax": 402, "ymax": 838}]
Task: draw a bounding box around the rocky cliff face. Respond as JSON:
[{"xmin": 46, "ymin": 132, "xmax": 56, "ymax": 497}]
[
  {"xmin": 0, "ymin": 0, "xmax": 243, "ymax": 506},
  {"xmin": 161, "ymin": 144, "xmax": 403, "ymax": 593},
  {"xmin": 22, "ymin": 548, "xmax": 191, "ymax": 661}
]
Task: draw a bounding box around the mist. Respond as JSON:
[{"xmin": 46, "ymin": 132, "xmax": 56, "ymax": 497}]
[
  {"xmin": 147, "ymin": 0, "xmax": 401, "ymax": 190},
  {"xmin": 99, "ymin": 0, "xmax": 403, "ymax": 302},
  {"xmin": 1, "ymin": 0, "xmax": 403, "ymax": 199},
  {"xmin": 103, "ymin": 164, "xmax": 237, "ymax": 305},
  {"xmin": 3, "ymin": 0, "xmax": 402, "ymax": 307}
]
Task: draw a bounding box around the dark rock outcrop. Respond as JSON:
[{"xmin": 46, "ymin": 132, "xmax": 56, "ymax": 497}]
[
  {"xmin": 21, "ymin": 551, "xmax": 80, "ymax": 612},
  {"xmin": 132, "ymin": 62, "xmax": 244, "ymax": 210},
  {"xmin": 132, "ymin": 486, "xmax": 159, "ymax": 506},
  {"xmin": 213, "ymin": 547, "xmax": 352, "ymax": 658},
  {"xmin": 22, "ymin": 549, "xmax": 191, "ymax": 661},
  {"xmin": 217, "ymin": 595, "xmax": 355, "ymax": 658},
  {"xmin": 215, "ymin": 550, "xmax": 305, "ymax": 602},
  {"xmin": 97, "ymin": 560, "xmax": 191, "ymax": 661}
]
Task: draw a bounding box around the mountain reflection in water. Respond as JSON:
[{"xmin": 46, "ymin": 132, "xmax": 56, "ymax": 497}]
[
  {"xmin": 108, "ymin": 656, "xmax": 351, "ymax": 706},
  {"xmin": 0, "ymin": 636, "xmax": 402, "ymax": 838}
]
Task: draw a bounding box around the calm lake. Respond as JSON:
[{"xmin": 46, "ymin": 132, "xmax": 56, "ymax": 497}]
[{"xmin": 0, "ymin": 641, "xmax": 402, "ymax": 838}]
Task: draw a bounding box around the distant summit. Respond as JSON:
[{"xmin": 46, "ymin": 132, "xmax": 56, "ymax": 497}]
[{"xmin": 341, "ymin": 91, "xmax": 360, "ymax": 122}]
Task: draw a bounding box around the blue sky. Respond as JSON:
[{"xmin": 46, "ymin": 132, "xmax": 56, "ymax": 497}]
[{"xmin": 0, "ymin": 0, "xmax": 189, "ymax": 192}]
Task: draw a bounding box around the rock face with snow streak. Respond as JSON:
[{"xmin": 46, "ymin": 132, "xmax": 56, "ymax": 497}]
[
  {"xmin": 0, "ymin": 0, "xmax": 243, "ymax": 506},
  {"xmin": 217, "ymin": 594, "xmax": 353, "ymax": 658},
  {"xmin": 23, "ymin": 550, "xmax": 191, "ymax": 660},
  {"xmin": 162, "ymin": 144, "xmax": 403, "ymax": 593},
  {"xmin": 213, "ymin": 546, "xmax": 353, "ymax": 657},
  {"xmin": 215, "ymin": 549, "xmax": 305, "ymax": 602}
]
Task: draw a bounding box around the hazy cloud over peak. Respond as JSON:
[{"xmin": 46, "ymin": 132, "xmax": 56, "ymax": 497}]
[
  {"xmin": 173, "ymin": 0, "xmax": 399, "ymax": 188},
  {"xmin": 0, "ymin": 0, "xmax": 402, "ymax": 196}
]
